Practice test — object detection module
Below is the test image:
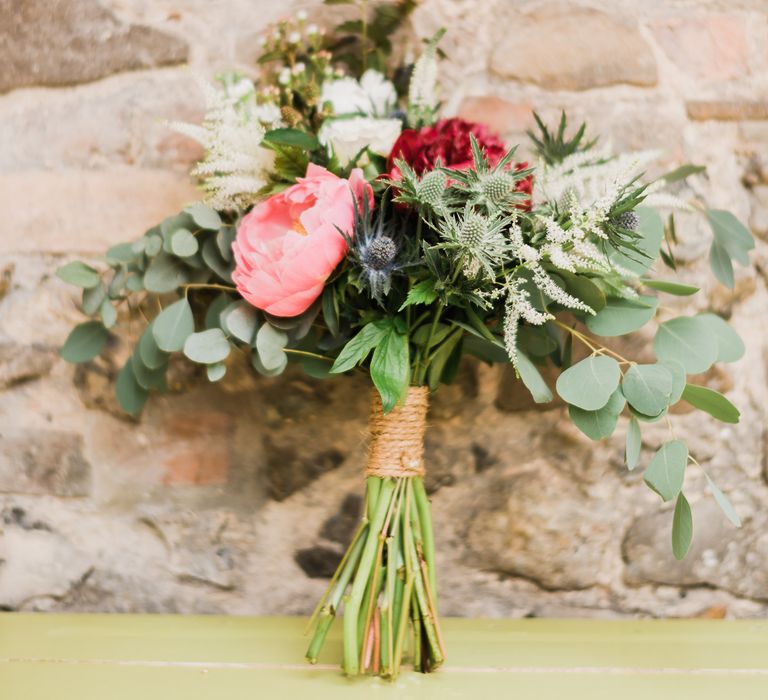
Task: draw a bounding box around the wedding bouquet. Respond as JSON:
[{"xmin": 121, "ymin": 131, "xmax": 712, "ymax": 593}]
[{"xmin": 57, "ymin": 0, "xmax": 753, "ymax": 679}]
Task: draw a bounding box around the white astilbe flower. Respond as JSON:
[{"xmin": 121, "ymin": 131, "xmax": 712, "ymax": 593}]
[
  {"xmin": 408, "ymin": 29, "xmax": 444, "ymax": 122},
  {"xmin": 169, "ymin": 75, "xmax": 279, "ymax": 211},
  {"xmin": 642, "ymin": 192, "xmax": 696, "ymax": 212},
  {"xmin": 501, "ymin": 278, "xmax": 552, "ymax": 367}
]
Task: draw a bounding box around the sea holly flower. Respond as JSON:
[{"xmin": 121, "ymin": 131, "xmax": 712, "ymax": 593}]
[{"xmin": 233, "ymin": 164, "xmax": 373, "ymax": 317}]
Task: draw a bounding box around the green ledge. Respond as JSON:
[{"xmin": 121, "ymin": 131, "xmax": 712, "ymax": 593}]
[{"xmin": 2, "ymin": 615, "xmax": 768, "ymax": 699}]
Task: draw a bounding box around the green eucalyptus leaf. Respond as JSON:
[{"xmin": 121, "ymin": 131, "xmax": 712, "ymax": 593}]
[
  {"xmin": 152, "ymin": 298, "xmax": 194, "ymax": 352},
  {"xmin": 672, "ymin": 492, "xmax": 693, "ymax": 560},
  {"xmin": 170, "ymin": 229, "xmax": 199, "ymax": 257},
  {"xmin": 641, "ymin": 279, "xmax": 699, "ymax": 296},
  {"xmin": 105, "ymin": 242, "xmax": 136, "ymax": 265},
  {"xmin": 653, "ymin": 316, "xmax": 718, "ymax": 374},
  {"xmin": 629, "ymin": 405, "xmax": 668, "ymax": 423},
  {"xmin": 57, "ymin": 261, "xmax": 100, "ymax": 289},
  {"xmin": 221, "ymin": 301, "xmax": 259, "ymax": 344},
  {"xmin": 207, "ymin": 362, "xmax": 227, "ymax": 382},
  {"xmin": 621, "ymin": 363, "xmax": 673, "ymax": 416},
  {"xmin": 661, "ymin": 163, "xmax": 705, "ymax": 184},
  {"xmin": 204, "ymin": 293, "xmax": 233, "ymax": 331},
  {"xmin": 251, "ymin": 348, "xmax": 287, "ymax": 376},
  {"xmin": 100, "ymin": 299, "xmax": 117, "ymax": 329},
  {"xmin": 185, "ymin": 202, "xmax": 223, "ymax": 230},
  {"xmin": 144, "ymin": 252, "xmax": 190, "ymax": 293},
  {"xmin": 644, "ymin": 440, "xmax": 688, "ymax": 502},
  {"xmin": 131, "ymin": 351, "xmax": 167, "ymax": 390},
  {"xmin": 60, "ymin": 321, "xmax": 108, "ymax": 363},
  {"xmin": 555, "ymin": 355, "xmax": 621, "ymax": 410},
  {"xmin": 709, "ymin": 240, "xmax": 735, "ymax": 289},
  {"xmin": 705, "ymin": 475, "xmax": 741, "ymax": 527},
  {"xmin": 202, "ymin": 237, "xmax": 234, "ymax": 283},
  {"xmin": 107, "ymin": 267, "xmax": 128, "ymax": 299},
  {"xmin": 681, "ymin": 384, "xmax": 740, "ymax": 424},
  {"xmin": 330, "ymin": 320, "xmax": 388, "ymax": 373},
  {"xmin": 586, "ymin": 296, "xmax": 658, "ymax": 337},
  {"xmin": 139, "ymin": 323, "xmax": 169, "ymax": 369},
  {"xmin": 370, "ymin": 326, "xmax": 409, "ymax": 412},
  {"xmin": 81, "ymin": 283, "xmax": 107, "ymax": 315},
  {"xmin": 183, "ymin": 328, "xmax": 231, "ymax": 364},
  {"xmin": 126, "ymin": 274, "xmax": 144, "ymax": 292},
  {"xmin": 625, "ymin": 416, "xmax": 641, "ymax": 470},
  {"xmin": 555, "ymin": 270, "xmax": 606, "ymax": 312},
  {"xmin": 569, "ymin": 388, "xmax": 625, "ymax": 440},
  {"xmin": 255, "ymin": 323, "xmax": 288, "ymax": 371},
  {"xmin": 116, "ymin": 360, "xmax": 147, "ymax": 415},
  {"xmin": 707, "ymin": 209, "xmax": 754, "ymax": 266},
  {"xmin": 518, "ymin": 325, "xmax": 558, "ymax": 357},
  {"xmin": 517, "ymin": 351, "xmax": 553, "ymax": 403},
  {"xmin": 145, "ymin": 234, "xmax": 163, "ymax": 257},
  {"xmin": 697, "ymin": 313, "xmax": 745, "ymax": 363},
  {"xmin": 217, "ymin": 226, "xmax": 236, "ymax": 262}
]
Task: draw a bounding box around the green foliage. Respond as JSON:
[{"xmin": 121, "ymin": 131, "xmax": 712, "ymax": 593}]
[
  {"xmin": 587, "ymin": 296, "xmax": 658, "ymax": 337},
  {"xmin": 644, "ymin": 440, "xmax": 687, "ymax": 502},
  {"xmin": 116, "ymin": 361, "xmax": 148, "ymax": 416},
  {"xmin": 527, "ymin": 111, "xmax": 596, "ymax": 166},
  {"xmin": 255, "ymin": 324, "xmax": 288, "ymax": 373},
  {"xmin": 555, "ymin": 355, "xmax": 621, "ymax": 410},
  {"xmin": 705, "ymin": 475, "xmax": 741, "ymax": 527},
  {"xmin": 672, "ymin": 493, "xmax": 693, "ymax": 560},
  {"xmin": 60, "ymin": 322, "xmax": 108, "ymax": 363},
  {"xmin": 681, "ymin": 384, "xmax": 740, "ymax": 424},
  {"xmin": 568, "ymin": 388, "xmax": 625, "ymax": 440},
  {"xmin": 153, "ymin": 299, "xmax": 194, "ymax": 353},
  {"xmin": 331, "ymin": 321, "xmax": 389, "ymax": 373},
  {"xmin": 183, "ymin": 329, "xmax": 232, "ymax": 364},
  {"xmin": 625, "ymin": 416, "xmax": 641, "ymax": 470},
  {"xmin": 57, "ymin": 261, "xmax": 100, "ymax": 289},
  {"xmin": 621, "ymin": 364, "xmax": 673, "ymax": 417},
  {"xmin": 370, "ymin": 322, "xmax": 409, "ymax": 411},
  {"xmin": 640, "ymin": 279, "xmax": 699, "ymax": 296},
  {"xmin": 516, "ymin": 351, "xmax": 553, "ymax": 403},
  {"xmin": 653, "ymin": 315, "xmax": 718, "ymax": 374}
]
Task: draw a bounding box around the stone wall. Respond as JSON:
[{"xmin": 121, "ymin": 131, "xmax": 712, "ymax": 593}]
[{"xmin": 1, "ymin": 0, "xmax": 767, "ymax": 619}]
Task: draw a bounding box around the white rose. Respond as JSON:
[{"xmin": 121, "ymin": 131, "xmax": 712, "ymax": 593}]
[
  {"xmin": 320, "ymin": 70, "xmax": 398, "ymax": 117},
  {"xmin": 319, "ymin": 117, "xmax": 402, "ymax": 165},
  {"xmin": 359, "ymin": 69, "xmax": 397, "ymax": 117}
]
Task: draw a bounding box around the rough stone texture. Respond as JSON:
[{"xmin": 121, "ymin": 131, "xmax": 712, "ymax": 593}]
[
  {"xmin": 489, "ymin": 6, "xmax": 658, "ymax": 91},
  {"xmin": 0, "ymin": 0, "xmax": 189, "ymax": 93},
  {"xmin": 1, "ymin": 0, "xmax": 768, "ymax": 620}
]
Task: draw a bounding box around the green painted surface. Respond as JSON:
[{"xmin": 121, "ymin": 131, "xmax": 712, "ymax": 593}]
[{"xmin": 2, "ymin": 615, "xmax": 768, "ymax": 699}]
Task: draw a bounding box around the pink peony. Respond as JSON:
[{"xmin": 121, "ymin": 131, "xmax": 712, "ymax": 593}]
[{"xmin": 232, "ymin": 164, "xmax": 372, "ymax": 317}]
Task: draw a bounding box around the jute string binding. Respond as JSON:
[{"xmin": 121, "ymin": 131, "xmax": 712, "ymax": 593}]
[{"xmin": 366, "ymin": 386, "xmax": 429, "ymax": 478}]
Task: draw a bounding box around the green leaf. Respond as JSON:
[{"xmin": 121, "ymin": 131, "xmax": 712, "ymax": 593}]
[
  {"xmin": 412, "ymin": 323, "xmax": 452, "ymax": 349},
  {"xmin": 81, "ymin": 283, "xmax": 107, "ymax": 315},
  {"xmin": 696, "ymin": 313, "xmax": 745, "ymax": 363},
  {"xmin": 661, "ymin": 360, "xmax": 686, "ymax": 404},
  {"xmin": 145, "ymin": 234, "xmax": 163, "ymax": 257},
  {"xmin": 707, "ymin": 209, "xmax": 754, "ymax": 267},
  {"xmin": 116, "ymin": 361, "xmax": 147, "ymax": 416},
  {"xmin": 709, "ymin": 241, "xmax": 735, "ymax": 289},
  {"xmin": 204, "ymin": 293, "xmax": 232, "ymax": 331},
  {"xmin": 105, "ymin": 242, "xmax": 136, "ymax": 265},
  {"xmin": 330, "ymin": 321, "xmax": 388, "ymax": 373},
  {"xmin": 206, "ymin": 362, "xmax": 227, "ymax": 382},
  {"xmin": 427, "ymin": 329, "xmax": 462, "ymax": 390},
  {"xmin": 170, "ymin": 229, "xmax": 199, "ymax": 257},
  {"xmin": 221, "ymin": 301, "xmax": 259, "ymax": 344},
  {"xmin": 107, "ymin": 267, "xmax": 128, "ymax": 299},
  {"xmin": 625, "ymin": 416, "xmax": 641, "ymax": 470},
  {"xmin": 462, "ymin": 334, "xmax": 510, "ymax": 364},
  {"xmin": 263, "ymin": 128, "xmax": 320, "ymax": 151},
  {"xmin": 322, "ymin": 287, "xmax": 339, "ymax": 338},
  {"xmin": 370, "ymin": 326, "xmax": 409, "ymax": 412},
  {"xmin": 672, "ymin": 492, "xmax": 693, "ymax": 560},
  {"xmin": 518, "ymin": 325, "xmax": 558, "ymax": 357},
  {"xmin": 399, "ymin": 279, "xmax": 437, "ymax": 310},
  {"xmin": 569, "ymin": 388, "xmax": 626, "ymax": 440},
  {"xmin": 621, "ymin": 364, "xmax": 673, "ymax": 416},
  {"xmin": 60, "ymin": 321, "xmax": 108, "ymax": 363},
  {"xmin": 251, "ymin": 348, "xmax": 287, "ymax": 376},
  {"xmin": 629, "ymin": 405, "xmax": 668, "ymax": 423},
  {"xmin": 217, "ymin": 226, "xmax": 236, "ymax": 262},
  {"xmin": 100, "ymin": 299, "xmax": 117, "ymax": 329},
  {"xmin": 586, "ymin": 296, "xmax": 658, "ymax": 337},
  {"xmin": 705, "ymin": 475, "xmax": 741, "ymax": 527},
  {"xmin": 152, "ymin": 298, "xmax": 194, "ymax": 352},
  {"xmin": 183, "ymin": 328, "xmax": 231, "ymax": 364},
  {"xmin": 661, "ymin": 163, "xmax": 706, "ymax": 184},
  {"xmin": 555, "ymin": 355, "xmax": 621, "ymax": 410},
  {"xmin": 202, "ymin": 237, "xmax": 233, "ymax": 283},
  {"xmin": 681, "ymin": 384, "xmax": 740, "ymax": 424},
  {"xmin": 609, "ymin": 207, "xmax": 664, "ymax": 275},
  {"xmin": 653, "ymin": 316, "xmax": 718, "ymax": 374},
  {"xmin": 57, "ymin": 261, "xmax": 100, "ymax": 289},
  {"xmin": 143, "ymin": 252, "xmax": 190, "ymax": 293},
  {"xmin": 255, "ymin": 323, "xmax": 288, "ymax": 371},
  {"xmin": 640, "ymin": 279, "xmax": 699, "ymax": 296},
  {"xmin": 644, "ymin": 440, "xmax": 688, "ymax": 502},
  {"xmin": 139, "ymin": 323, "xmax": 169, "ymax": 369},
  {"xmin": 517, "ymin": 351, "xmax": 553, "ymax": 403},
  {"xmin": 131, "ymin": 352, "xmax": 167, "ymax": 390},
  {"xmin": 554, "ymin": 271, "xmax": 606, "ymax": 312},
  {"xmin": 185, "ymin": 202, "xmax": 222, "ymax": 230}
]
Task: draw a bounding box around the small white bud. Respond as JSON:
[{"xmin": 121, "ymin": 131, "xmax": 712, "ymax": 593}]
[
  {"xmin": 287, "ymin": 31, "xmax": 301, "ymax": 44},
  {"xmin": 296, "ymin": 10, "xmax": 308, "ymax": 21}
]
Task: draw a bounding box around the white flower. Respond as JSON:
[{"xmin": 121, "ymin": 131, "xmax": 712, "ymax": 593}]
[
  {"xmin": 288, "ymin": 31, "xmax": 301, "ymax": 44},
  {"xmin": 296, "ymin": 9, "xmax": 308, "ymax": 21},
  {"xmin": 320, "ymin": 69, "xmax": 397, "ymax": 117},
  {"xmin": 319, "ymin": 117, "xmax": 402, "ymax": 165},
  {"xmin": 307, "ymin": 23, "xmax": 319, "ymax": 35}
]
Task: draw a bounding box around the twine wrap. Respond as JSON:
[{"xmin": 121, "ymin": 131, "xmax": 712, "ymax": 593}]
[{"xmin": 366, "ymin": 386, "xmax": 429, "ymax": 478}]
